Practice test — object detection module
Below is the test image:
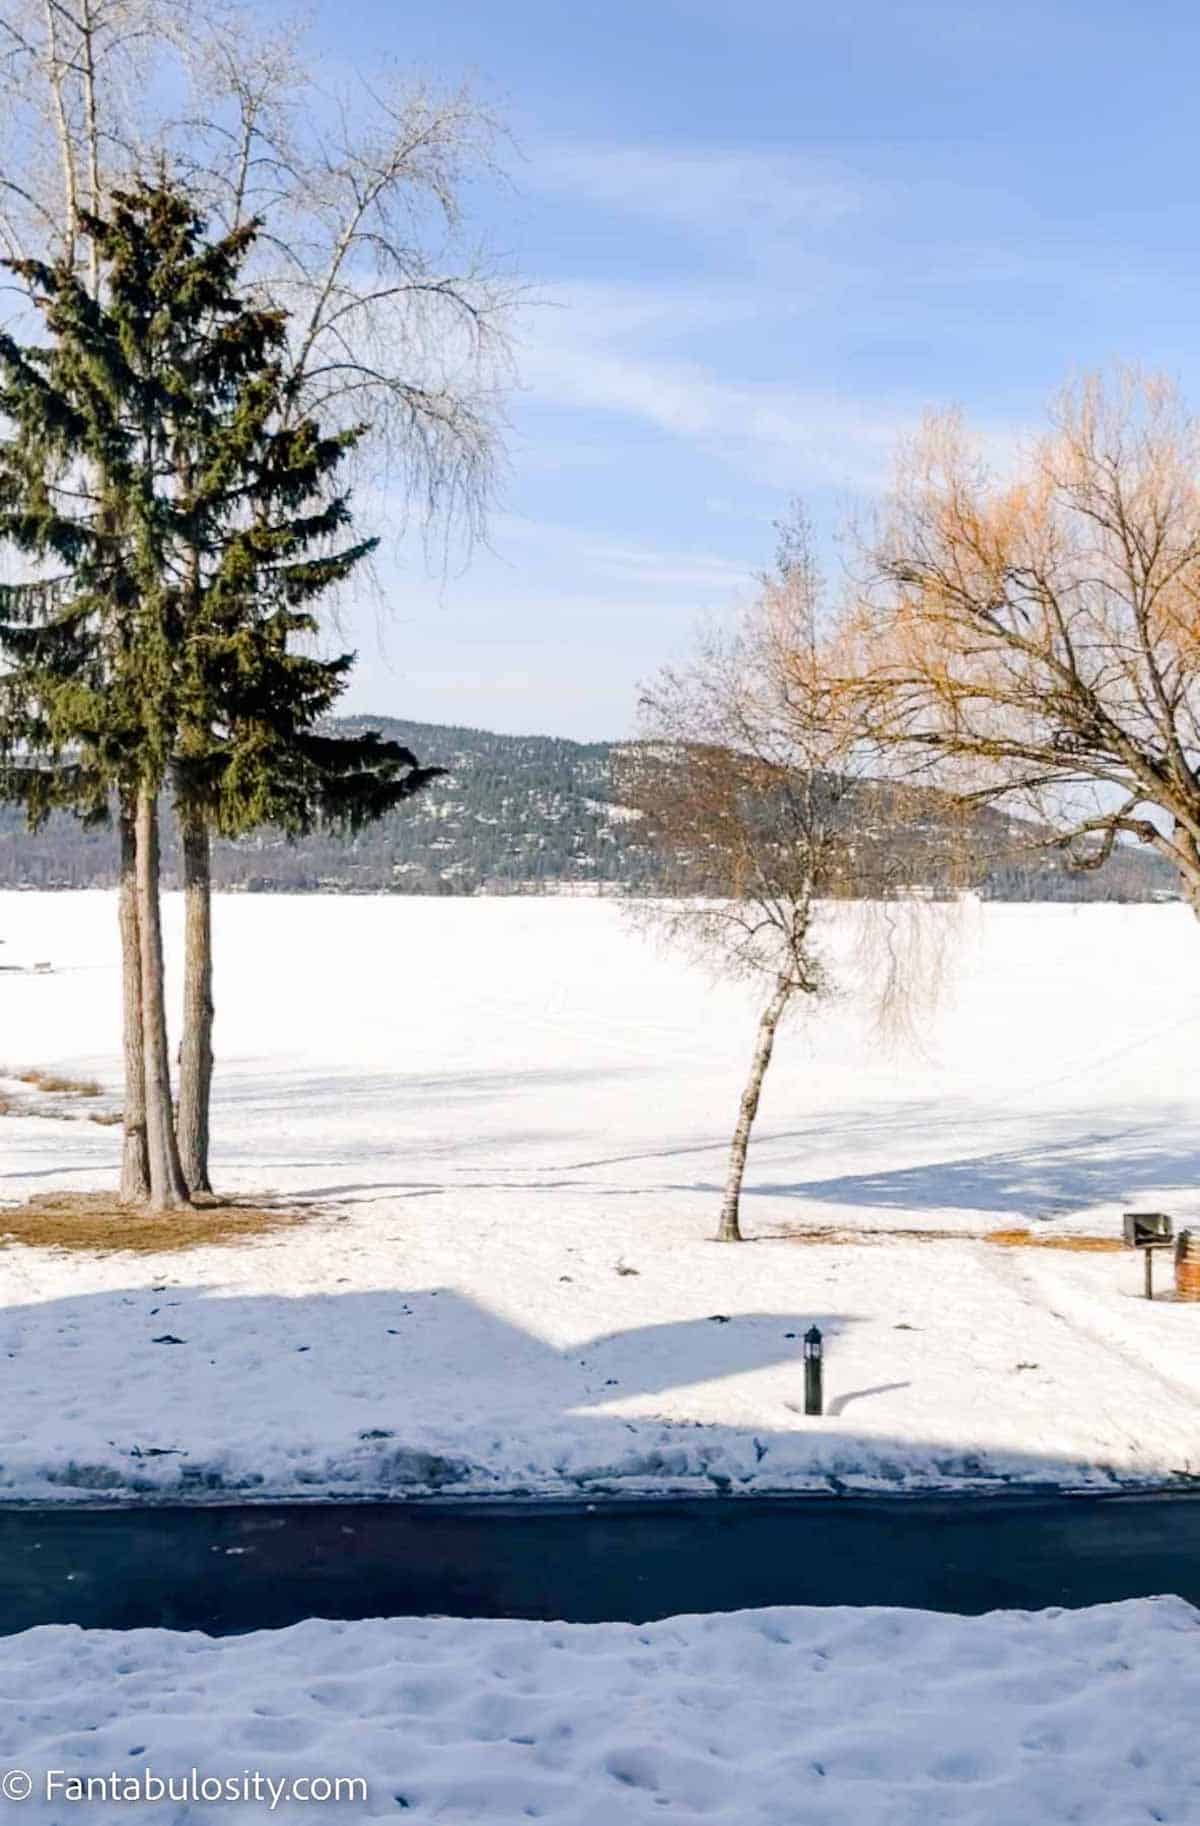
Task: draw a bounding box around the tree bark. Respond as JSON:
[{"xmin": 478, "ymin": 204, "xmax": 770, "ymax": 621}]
[
  {"xmin": 117, "ymin": 801, "xmax": 150, "ymax": 1204},
  {"xmin": 177, "ymin": 809, "xmax": 214, "ymax": 1196},
  {"xmin": 716, "ymin": 976, "xmax": 793, "ymax": 1243},
  {"xmin": 135, "ymin": 786, "xmax": 190, "ymax": 1210}
]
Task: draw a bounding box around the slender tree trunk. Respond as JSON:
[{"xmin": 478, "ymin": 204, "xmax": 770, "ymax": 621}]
[
  {"xmin": 41, "ymin": 0, "xmax": 80, "ymax": 270},
  {"xmin": 177, "ymin": 809, "xmax": 214, "ymax": 1196},
  {"xmin": 117, "ymin": 801, "xmax": 150, "ymax": 1204},
  {"xmin": 716, "ymin": 976, "xmax": 793, "ymax": 1243},
  {"xmin": 78, "ymin": 0, "xmax": 102, "ymax": 296},
  {"xmin": 135, "ymin": 786, "xmax": 190, "ymax": 1211}
]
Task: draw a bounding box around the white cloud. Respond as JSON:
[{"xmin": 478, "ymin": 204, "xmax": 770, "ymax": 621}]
[
  {"xmin": 516, "ymin": 277, "xmax": 1034, "ymax": 494},
  {"xmin": 529, "ymin": 142, "xmax": 863, "ymax": 237},
  {"xmin": 522, "ymin": 317, "xmax": 917, "ymax": 492}
]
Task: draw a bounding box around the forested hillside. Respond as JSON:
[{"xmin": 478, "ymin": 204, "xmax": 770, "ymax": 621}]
[{"xmin": 0, "ymin": 716, "xmax": 1179, "ymax": 901}]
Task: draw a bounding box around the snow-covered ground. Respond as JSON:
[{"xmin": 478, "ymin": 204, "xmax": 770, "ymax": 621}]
[
  {"xmin": 2, "ymin": 892, "xmax": 1199, "ymax": 1500},
  {"xmin": 2, "ymin": 1598, "xmax": 1197, "ymax": 1822}
]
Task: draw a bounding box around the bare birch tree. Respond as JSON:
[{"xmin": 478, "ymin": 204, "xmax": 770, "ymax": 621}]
[
  {"xmin": 165, "ymin": 42, "xmax": 516, "ymax": 1193},
  {"xmin": 620, "ymin": 515, "xmax": 947, "ymax": 1243},
  {"xmin": 840, "ymin": 369, "xmax": 1200, "ymax": 912}
]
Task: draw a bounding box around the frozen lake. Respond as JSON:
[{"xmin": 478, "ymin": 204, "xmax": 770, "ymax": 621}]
[{"xmin": 2, "ymin": 893, "xmax": 1199, "ymax": 1501}]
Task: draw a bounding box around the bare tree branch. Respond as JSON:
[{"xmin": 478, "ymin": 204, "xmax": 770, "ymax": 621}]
[{"xmin": 0, "ymin": 0, "xmax": 517, "ymax": 550}]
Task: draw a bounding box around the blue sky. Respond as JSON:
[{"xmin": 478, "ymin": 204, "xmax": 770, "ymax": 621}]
[{"xmin": 310, "ymin": 0, "xmax": 1200, "ymax": 738}]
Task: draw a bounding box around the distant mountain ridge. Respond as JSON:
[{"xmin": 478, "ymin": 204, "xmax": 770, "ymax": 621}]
[{"xmin": 0, "ymin": 714, "xmax": 1180, "ymax": 901}]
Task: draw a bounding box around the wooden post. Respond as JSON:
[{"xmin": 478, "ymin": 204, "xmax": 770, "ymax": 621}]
[{"xmin": 1145, "ymin": 1249, "xmax": 1154, "ymax": 1301}]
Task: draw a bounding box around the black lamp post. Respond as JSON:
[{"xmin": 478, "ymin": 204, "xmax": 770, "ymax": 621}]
[{"xmin": 804, "ymin": 1324, "xmax": 823, "ymax": 1416}]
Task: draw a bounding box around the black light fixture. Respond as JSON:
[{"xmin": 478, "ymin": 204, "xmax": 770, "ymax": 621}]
[{"xmin": 804, "ymin": 1324, "xmax": 823, "ymax": 1416}]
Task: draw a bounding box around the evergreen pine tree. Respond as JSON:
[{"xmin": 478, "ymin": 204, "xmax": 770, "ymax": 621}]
[{"xmin": 0, "ymin": 181, "xmax": 442, "ymax": 1210}]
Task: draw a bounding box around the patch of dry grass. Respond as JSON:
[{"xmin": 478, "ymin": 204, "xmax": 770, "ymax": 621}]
[
  {"xmin": 14, "ymin": 1068, "xmax": 103, "ymax": 1098},
  {"xmin": 983, "ymin": 1227, "xmax": 1124, "ymax": 1253},
  {"xmin": 0, "ymin": 1192, "xmax": 312, "ymax": 1254}
]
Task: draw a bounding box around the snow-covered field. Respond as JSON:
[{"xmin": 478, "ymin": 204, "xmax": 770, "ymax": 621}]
[
  {"xmin": 2, "ymin": 1597, "xmax": 1197, "ymax": 1823},
  {"xmin": 2, "ymin": 892, "xmax": 1200, "ymax": 1500}
]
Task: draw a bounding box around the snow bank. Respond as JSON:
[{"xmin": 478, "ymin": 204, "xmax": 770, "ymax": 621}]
[{"xmin": 2, "ymin": 1598, "xmax": 1197, "ymax": 1822}]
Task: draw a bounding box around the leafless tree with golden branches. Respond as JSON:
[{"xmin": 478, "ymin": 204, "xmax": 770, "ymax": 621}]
[{"xmin": 840, "ymin": 368, "xmax": 1200, "ymax": 914}]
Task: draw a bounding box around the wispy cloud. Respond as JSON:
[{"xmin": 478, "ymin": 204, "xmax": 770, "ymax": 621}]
[
  {"xmin": 529, "ymin": 142, "xmax": 863, "ymax": 238},
  {"xmin": 516, "ymin": 276, "xmax": 1035, "ymax": 494},
  {"xmin": 491, "ymin": 512, "xmax": 750, "ymax": 595},
  {"xmin": 519, "ymin": 290, "xmax": 920, "ymax": 492}
]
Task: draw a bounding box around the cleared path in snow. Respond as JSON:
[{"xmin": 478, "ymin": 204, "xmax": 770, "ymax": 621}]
[{"xmin": 3, "ymin": 1492, "xmax": 1200, "ymax": 1635}]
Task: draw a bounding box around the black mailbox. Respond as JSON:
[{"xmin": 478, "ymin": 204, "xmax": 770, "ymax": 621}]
[{"xmin": 1123, "ymin": 1211, "xmax": 1173, "ymax": 1248}]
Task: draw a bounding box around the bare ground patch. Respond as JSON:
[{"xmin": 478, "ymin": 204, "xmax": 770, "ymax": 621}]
[
  {"xmin": 778, "ymin": 1224, "xmax": 964, "ymax": 1245},
  {"xmin": 777, "ymin": 1224, "xmax": 1124, "ymax": 1251},
  {"xmin": 0, "ymin": 1191, "xmax": 314, "ymax": 1254}
]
